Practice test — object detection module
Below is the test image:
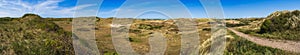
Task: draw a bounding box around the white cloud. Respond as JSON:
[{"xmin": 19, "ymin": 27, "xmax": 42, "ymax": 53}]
[{"xmin": 0, "ymin": 0, "xmax": 94, "ymax": 17}]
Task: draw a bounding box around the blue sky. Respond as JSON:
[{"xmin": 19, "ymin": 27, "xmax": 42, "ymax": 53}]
[{"xmin": 0, "ymin": 0, "xmax": 300, "ymax": 18}]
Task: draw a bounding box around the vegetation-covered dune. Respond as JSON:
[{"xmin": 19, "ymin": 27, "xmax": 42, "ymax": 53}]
[
  {"xmin": 0, "ymin": 14, "xmax": 74, "ymax": 55},
  {"xmin": 223, "ymin": 10, "xmax": 300, "ymax": 55},
  {"xmin": 1, "ymin": 13, "xmax": 300, "ymax": 55},
  {"xmin": 258, "ymin": 10, "xmax": 300, "ymax": 40},
  {"xmin": 231, "ymin": 10, "xmax": 300, "ymax": 41},
  {"xmin": 261, "ymin": 10, "xmax": 300, "ymax": 33}
]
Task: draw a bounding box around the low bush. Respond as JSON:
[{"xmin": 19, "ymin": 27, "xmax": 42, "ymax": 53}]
[
  {"xmin": 260, "ymin": 10, "xmax": 300, "ymax": 33},
  {"xmin": 226, "ymin": 23, "xmax": 248, "ymax": 27},
  {"xmin": 202, "ymin": 28, "xmax": 211, "ymax": 31},
  {"xmin": 128, "ymin": 37, "xmax": 141, "ymax": 42},
  {"xmin": 0, "ymin": 18, "xmax": 74, "ymax": 54},
  {"xmin": 138, "ymin": 24, "xmax": 163, "ymax": 30}
]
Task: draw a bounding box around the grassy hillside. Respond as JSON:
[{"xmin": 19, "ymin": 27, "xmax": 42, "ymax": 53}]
[
  {"xmin": 261, "ymin": 10, "xmax": 300, "ymax": 33},
  {"xmin": 223, "ymin": 31, "xmax": 298, "ymax": 55},
  {"xmin": 0, "ymin": 14, "xmax": 74, "ymax": 55},
  {"xmin": 257, "ymin": 10, "xmax": 300, "ymax": 40},
  {"xmin": 233, "ymin": 10, "xmax": 300, "ymax": 41}
]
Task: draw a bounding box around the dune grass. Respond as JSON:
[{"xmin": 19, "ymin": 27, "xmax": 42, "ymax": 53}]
[
  {"xmin": 224, "ymin": 31, "xmax": 299, "ymax": 55},
  {"xmin": 0, "ymin": 18, "xmax": 74, "ymax": 55}
]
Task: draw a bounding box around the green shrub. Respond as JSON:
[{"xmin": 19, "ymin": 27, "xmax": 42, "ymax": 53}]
[
  {"xmin": 260, "ymin": 10, "xmax": 300, "ymax": 33},
  {"xmin": 0, "ymin": 18, "xmax": 13, "ymax": 21},
  {"xmin": 129, "ymin": 29, "xmax": 141, "ymax": 33},
  {"xmin": 104, "ymin": 51, "xmax": 118, "ymax": 55},
  {"xmin": 202, "ymin": 28, "xmax": 211, "ymax": 31},
  {"xmin": 226, "ymin": 23, "xmax": 248, "ymax": 27},
  {"xmin": 128, "ymin": 37, "xmax": 141, "ymax": 42},
  {"xmin": 138, "ymin": 24, "xmax": 163, "ymax": 30}
]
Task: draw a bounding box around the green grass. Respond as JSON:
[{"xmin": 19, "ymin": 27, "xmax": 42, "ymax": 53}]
[
  {"xmin": 0, "ymin": 19, "xmax": 74, "ymax": 55},
  {"xmin": 224, "ymin": 31, "xmax": 299, "ymax": 55},
  {"xmin": 256, "ymin": 31, "xmax": 300, "ymax": 41},
  {"xmin": 128, "ymin": 37, "xmax": 142, "ymax": 43},
  {"xmin": 226, "ymin": 23, "xmax": 249, "ymax": 27},
  {"xmin": 103, "ymin": 51, "xmax": 118, "ymax": 55},
  {"xmin": 0, "ymin": 18, "xmax": 14, "ymax": 21},
  {"xmin": 237, "ymin": 28, "xmax": 300, "ymax": 41},
  {"xmin": 138, "ymin": 24, "xmax": 163, "ymax": 30},
  {"xmin": 260, "ymin": 10, "xmax": 300, "ymax": 33}
]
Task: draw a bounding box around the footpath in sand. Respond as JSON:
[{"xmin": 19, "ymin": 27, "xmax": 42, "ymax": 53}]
[{"xmin": 228, "ymin": 28, "xmax": 300, "ymax": 53}]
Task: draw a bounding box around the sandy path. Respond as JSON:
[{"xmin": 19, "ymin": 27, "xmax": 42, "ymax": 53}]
[{"xmin": 228, "ymin": 28, "xmax": 300, "ymax": 53}]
